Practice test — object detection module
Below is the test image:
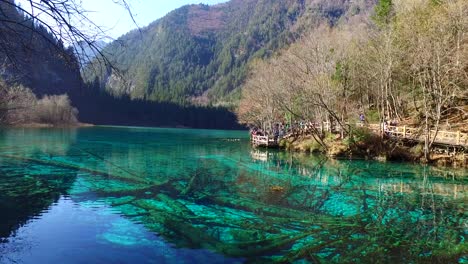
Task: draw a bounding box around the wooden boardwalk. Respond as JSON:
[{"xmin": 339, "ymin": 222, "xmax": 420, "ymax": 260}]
[
  {"xmin": 368, "ymin": 124, "xmax": 468, "ymax": 147},
  {"xmin": 250, "ymin": 123, "xmax": 468, "ymax": 148},
  {"xmin": 251, "ymin": 135, "xmax": 279, "ymax": 147}
]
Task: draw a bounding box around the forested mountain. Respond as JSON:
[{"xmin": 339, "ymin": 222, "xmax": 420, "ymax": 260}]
[
  {"xmin": 0, "ymin": 0, "xmax": 81, "ymax": 96},
  {"xmin": 85, "ymin": 0, "xmax": 376, "ymax": 106},
  {"xmin": 0, "ymin": 0, "xmax": 241, "ymax": 129},
  {"xmin": 0, "ymin": 0, "xmax": 379, "ymax": 129},
  {"xmin": 75, "ymin": 40, "xmax": 107, "ymax": 68}
]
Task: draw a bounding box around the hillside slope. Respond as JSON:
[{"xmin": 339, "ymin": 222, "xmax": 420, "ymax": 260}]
[
  {"xmin": 0, "ymin": 0, "xmax": 81, "ymax": 96},
  {"xmin": 85, "ymin": 0, "xmax": 375, "ymax": 106}
]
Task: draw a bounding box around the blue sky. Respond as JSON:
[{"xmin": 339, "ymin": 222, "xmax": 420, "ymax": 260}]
[{"xmin": 81, "ymin": 0, "xmax": 229, "ymax": 39}]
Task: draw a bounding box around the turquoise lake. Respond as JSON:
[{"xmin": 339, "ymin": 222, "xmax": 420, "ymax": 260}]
[{"xmin": 0, "ymin": 126, "xmax": 466, "ymax": 263}]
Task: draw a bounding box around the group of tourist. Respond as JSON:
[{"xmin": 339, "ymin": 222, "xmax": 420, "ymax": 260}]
[
  {"xmin": 250, "ymin": 114, "xmax": 402, "ymax": 140},
  {"xmin": 250, "ymin": 123, "xmax": 288, "ymax": 142},
  {"xmin": 250, "ymin": 120, "xmax": 326, "ymax": 142},
  {"xmin": 381, "ymin": 118, "xmax": 399, "ymax": 137}
]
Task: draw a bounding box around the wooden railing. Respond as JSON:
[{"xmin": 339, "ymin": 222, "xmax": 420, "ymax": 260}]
[
  {"xmin": 251, "ymin": 135, "xmax": 278, "ymax": 147},
  {"xmin": 251, "ymin": 123, "xmax": 467, "ymax": 148},
  {"xmin": 368, "ymin": 124, "xmax": 468, "ymax": 147}
]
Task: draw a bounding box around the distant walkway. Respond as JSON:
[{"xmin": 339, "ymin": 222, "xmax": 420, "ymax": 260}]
[
  {"xmin": 251, "ymin": 122, "xmax": 468, "ymax": 148},
  {"xmin": 367, "ymin": 124, "xmax": 468, "ymax": 147}
]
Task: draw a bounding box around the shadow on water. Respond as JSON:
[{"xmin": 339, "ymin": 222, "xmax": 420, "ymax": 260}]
[
  {"xmin": 0, "ymin": 127, "xmax": 466, "ymax": 263},
  {"xmin": 0, "ymin": 128, "xmax": 78, "ymax": 240}
]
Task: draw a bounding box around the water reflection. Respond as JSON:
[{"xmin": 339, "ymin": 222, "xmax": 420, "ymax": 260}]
[
  {"xmin": 1, "ymin": 197, "xmax": 239, "ymax": 264},
  {"xmin": 0, "ymin": 127, "xmax": 466, "ymax": 263},
  {"xmin": 0, "ymin": 128, "xmax": 78, "ymax": 240},
  {"xmin": 0, "ymin": 128, "xmax": 77, "ymax": 155},
  {"xmin": 251, "ymin": 148, "xmax": 466, "ymax": 199}
]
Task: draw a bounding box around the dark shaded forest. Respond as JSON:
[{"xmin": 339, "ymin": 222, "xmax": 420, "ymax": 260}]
[
  {"xmin": 0, "ymin": 0, "xmax": 243, "ymax": 129},
  {"xmin": 69, "ymin": 87, "xmax": 243, "ymax": 129}
]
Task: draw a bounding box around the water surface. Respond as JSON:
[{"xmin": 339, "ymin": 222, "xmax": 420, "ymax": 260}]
[{"xmin": 0, "ymin": 127, "xmax": 466, "ymax": 263}]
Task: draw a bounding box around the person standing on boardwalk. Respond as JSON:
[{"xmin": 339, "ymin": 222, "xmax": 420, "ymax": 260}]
[{"xmin": 359, "ymin": 113, "xmax": 368, "ymax": 126}]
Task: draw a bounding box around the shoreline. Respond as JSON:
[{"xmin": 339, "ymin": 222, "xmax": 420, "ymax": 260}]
[
  {"xmin": 275, "ymin": 134, "xmax": 468, "ymax": 169},
  {"xmin": 3, "ymin": 122, "xmax": 94, "ymax": 128}
]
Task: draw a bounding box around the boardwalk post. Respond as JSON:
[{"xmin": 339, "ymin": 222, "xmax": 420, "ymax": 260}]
[{"xmin": 253, "ymin": 124, "xmax": 466, "ymax": 148}]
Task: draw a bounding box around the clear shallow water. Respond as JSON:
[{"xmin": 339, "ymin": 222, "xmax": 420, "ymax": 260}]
[{"xmin": 0, "ymin": 126, "xmax": 466, "ymax": 263}]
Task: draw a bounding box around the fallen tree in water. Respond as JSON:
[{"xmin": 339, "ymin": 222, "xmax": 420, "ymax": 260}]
[{"xmin": 0, "ymin": 141, "xmax": 466, "ymax": 263}]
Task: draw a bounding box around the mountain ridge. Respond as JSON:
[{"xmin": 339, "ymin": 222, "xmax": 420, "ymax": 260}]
[
  {"xmin": 85, "ymin": 0, "xmax": 376, "ymax": 106},
  {"xmin": 0, "ymin": 0, "xmax": 81, "ymax": 97}
]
